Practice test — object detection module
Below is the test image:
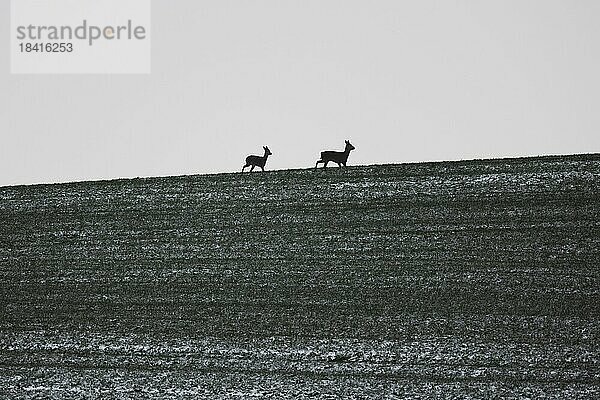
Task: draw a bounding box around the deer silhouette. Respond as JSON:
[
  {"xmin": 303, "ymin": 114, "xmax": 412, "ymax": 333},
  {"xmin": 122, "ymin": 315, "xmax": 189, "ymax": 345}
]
[
  {"xmin": 315, "ymin": 140, "xmax": 356, "ymax": 169},
  {"xmin": 242, "ymin": 146, "xmax": 272, "ymax": 172}
]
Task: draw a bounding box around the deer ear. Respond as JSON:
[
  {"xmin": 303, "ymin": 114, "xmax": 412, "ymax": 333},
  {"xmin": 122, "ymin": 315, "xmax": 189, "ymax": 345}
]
[{"xmin": 345, "ymin": 140, "xmax": 349, "ymax": 144}]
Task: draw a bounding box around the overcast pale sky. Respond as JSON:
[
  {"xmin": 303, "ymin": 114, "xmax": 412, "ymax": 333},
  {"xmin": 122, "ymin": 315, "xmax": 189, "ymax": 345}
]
[{"xmin": 1, "ymin": 0, "xmax": 600, "ymax": 186}]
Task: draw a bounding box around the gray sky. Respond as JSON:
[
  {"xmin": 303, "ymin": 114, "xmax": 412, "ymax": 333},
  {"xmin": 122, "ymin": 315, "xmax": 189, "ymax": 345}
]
[{"xmin": 2, "ymin": 0, "xmax": 600, "ymax": 186}]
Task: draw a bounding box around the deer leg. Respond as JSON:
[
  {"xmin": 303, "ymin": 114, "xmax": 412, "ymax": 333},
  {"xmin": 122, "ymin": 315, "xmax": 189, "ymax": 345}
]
[
  {"xmin": 323, "ymin": 161, "xmax": 329, "ymax": 168},
  {"xmin": 337, "ymin": 162, "xmax": 342, "ymax": 168},
  {"xmin": 260, "ymin": 166, "xmax": 265, "ymax": 172},
  {"xmin": 242, "ymin": 164, "xmax": 248, "ymax": 172},
  {"xmin": 315, "ymin": 160, "xmax": 322, "ymax": 169},
  {"xmin": 250, "ymin": 165, "xmax": 255, "ymax": 172}
]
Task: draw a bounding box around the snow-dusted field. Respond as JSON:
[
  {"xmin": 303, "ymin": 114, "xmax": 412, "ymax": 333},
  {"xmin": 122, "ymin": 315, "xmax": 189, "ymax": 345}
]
[{"xmin": 1, "ymin": 155, "xmax": 599, "ymax": 398}]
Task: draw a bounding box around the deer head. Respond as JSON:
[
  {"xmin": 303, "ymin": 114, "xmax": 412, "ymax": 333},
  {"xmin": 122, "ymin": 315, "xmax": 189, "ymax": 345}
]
[
  {"xmin": 345, "ymin": 140, "xmax": 355, "ymax": 151},
  {"xmin": 263, "ymin": 146, "xmax": 272, "ymax": 156}
]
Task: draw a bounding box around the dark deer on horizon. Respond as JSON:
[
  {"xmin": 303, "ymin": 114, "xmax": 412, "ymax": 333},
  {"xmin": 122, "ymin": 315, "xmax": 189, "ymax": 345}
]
[
  {"xmin": 315, "ymin": 140, "xmax": 356, "ymax": 169},
  {"xmin": 242, "ymin": 146, "xmax": 273, "ymax": 172}
]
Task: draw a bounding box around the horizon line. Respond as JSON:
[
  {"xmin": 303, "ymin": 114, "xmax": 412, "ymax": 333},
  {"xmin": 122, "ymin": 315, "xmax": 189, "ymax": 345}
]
[{"xmin": 2, "ymin": 151, "xmax": 599, "ymax": 190}]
